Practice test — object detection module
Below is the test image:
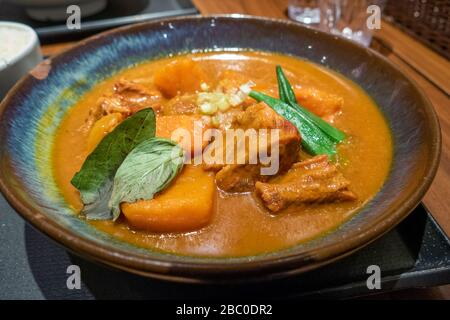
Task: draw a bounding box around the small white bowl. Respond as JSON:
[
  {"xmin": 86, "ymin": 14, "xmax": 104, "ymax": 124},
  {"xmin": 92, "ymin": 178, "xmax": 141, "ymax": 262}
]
[{"xmin": 0, "ymin": 22, "xmax": 42, "ymax": 98}]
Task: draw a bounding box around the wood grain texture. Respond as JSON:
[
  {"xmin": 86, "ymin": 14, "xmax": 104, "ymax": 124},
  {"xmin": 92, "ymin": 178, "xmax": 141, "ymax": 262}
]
[
  {"xmin": 387, "ymin": 54, "xmax": 450, "ymax": 235},
  {"xmin": 376, "ymin": 22, "xmax": 450, "ymax": 96},
  {"xmin": 193, "ymin": 0, "xmax": 288, "ymax": 18},
  {"xmin": 41, "ymin": 42, "xmax": 75, "ymax": 57}
]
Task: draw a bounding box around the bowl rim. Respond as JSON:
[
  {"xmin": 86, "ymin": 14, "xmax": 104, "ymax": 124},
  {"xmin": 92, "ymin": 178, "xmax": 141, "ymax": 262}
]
[{"xmin": 0, "ymin": 14, "xmax": 442, "ymax": 282}]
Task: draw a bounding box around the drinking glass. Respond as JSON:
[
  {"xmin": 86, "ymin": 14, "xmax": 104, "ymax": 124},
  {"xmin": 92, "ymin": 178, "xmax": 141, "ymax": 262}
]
[
  {"xmin": 319, "ymin": 0, "xmax": 386, "ymax": 47},
  {"xmin": 288, "ymin": 0, "xmax": 321, "ymax": 27}
]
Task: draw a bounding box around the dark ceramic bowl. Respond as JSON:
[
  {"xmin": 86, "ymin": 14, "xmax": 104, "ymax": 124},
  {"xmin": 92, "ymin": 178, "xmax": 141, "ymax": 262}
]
[{"xmin": 0, "ymin": 15, "xmax": 441, "ymax": 282}]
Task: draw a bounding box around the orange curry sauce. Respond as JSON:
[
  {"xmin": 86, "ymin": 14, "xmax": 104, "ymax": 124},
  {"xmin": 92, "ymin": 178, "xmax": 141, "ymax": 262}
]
[{"xmin": 53, "ymin": 52, "xmax": 392, "ymax": 257}]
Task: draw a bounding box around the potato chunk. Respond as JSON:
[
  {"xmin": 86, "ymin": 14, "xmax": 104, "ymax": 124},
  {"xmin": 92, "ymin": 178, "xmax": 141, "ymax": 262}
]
[
  {"xmin": 156, "ymin": 115, "xmax": 211, "ymax": 156},
  {"xmin": 294, "ymin": 87, "xmax": 343, "ymax": 122},
  {"xmin": 153, "ymin": 58, "xmax": 208, "ymax": 98},
  {"xmin": 121, "ymin": 166, "xmax": 215, "ymax": 232},
  {"xmin": 86, "ymin": 113, "xmax": 123, "ymax": 153}
]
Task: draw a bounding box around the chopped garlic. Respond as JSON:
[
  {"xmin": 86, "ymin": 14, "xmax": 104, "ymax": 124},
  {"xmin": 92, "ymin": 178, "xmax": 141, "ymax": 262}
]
[
  {"xmin": 197, "ymin": 92, "xmax": 209, "ymax": 100},
  {"xmin": 239, "ymin": 81, "xmax": 255, "ymax": 94},
  {"xmin": 227, "ymin": 93, "xmax": 242, "ymax": 107},
  {"xmin": 201, "ymin": 115, "xmax": 212, "ymax": 126},
  {"xmin": 200, "ymin": 102, "xmax": 217, "ymax": 114},
  {"xmin": 211, "ymin": 115, "xmax": 220, "ymax": 127},
  {"xmin": 198, "ymin": 92, "xmax": 230, "ymax": 113},
  {"xmin": 197, "ymin": 80, "xmax": 255, "ymax": 115},
  {"xmin": 200, "ymin": 82, "xmax": 209, "ymax": 91},
  {"xmin": 216, "ymin": 95, "xmax": 229, "ymax": 111}
]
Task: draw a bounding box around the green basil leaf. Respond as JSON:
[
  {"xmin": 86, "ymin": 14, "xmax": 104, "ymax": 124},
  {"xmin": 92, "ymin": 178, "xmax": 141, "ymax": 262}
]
[
  {"xmin": 108, "ymin": 138, "xmax": 185, "ymax": 220},
  {"xmin": 71, "ymin": 108, "xmax": 156, "ymax": 220}
]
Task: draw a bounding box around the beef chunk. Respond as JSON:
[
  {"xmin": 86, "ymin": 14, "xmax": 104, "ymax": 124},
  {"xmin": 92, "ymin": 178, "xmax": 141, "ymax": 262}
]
[
  {"xmin": 255, "ymin": 155, "xmax": 356, "ymax": 212},
  {"xmin": 98, "ymin": 79, "xmax": 163, "ymax": 116},
  {"xmin": 213, "ymin": 103, "xmax": 301, "ymax": 192},
  {"xmin": 163, "ymin": 94, "xmax": 198, "ymax": 115},
  {"xmin": 84, "ymin": 80, "xmax": 162, "ymax": 130},
  {"xmin": 215, "ymin": 164, "xmax": 266, "ymax": 193}
]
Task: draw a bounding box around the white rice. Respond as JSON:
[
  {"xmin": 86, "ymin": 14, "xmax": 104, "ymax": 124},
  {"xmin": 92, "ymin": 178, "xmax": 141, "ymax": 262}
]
[{"xmin": 0, "ymin": 25, "xmax": 33, "ymax": 69}]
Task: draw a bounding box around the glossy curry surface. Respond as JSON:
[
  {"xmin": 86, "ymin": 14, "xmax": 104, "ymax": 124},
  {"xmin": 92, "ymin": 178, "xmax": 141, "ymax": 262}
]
[{"xmin": 53, "ymin": 51, "xmax": 392, "ymax": 257}]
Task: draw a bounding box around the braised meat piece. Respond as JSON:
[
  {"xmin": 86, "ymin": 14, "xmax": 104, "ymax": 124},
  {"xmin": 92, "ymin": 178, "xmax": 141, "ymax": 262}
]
[
  {"xmin": 84, "ymin": 80, "xmax": 163, "ymax": 131},
  {"xmin": 215, "ymin": 164, "xmax": 266, "ymax": 193},
  {"xmin": 212, "ymin": 107, "xmax": 245, "ymax": 130},
  {"xmin": 163, "ymin": 94, "xmax": 198, "ymax": 115},
  {"xmin": 98, "ymin": 79, "xmax": 163, "ymax": 116},
  {"xmin": 213, "ymin": 103, "xmax": 301, "ymax": 192},
  {"xmin": 255, "ymin": 155, "xmax": 356, "ymax": 212}
]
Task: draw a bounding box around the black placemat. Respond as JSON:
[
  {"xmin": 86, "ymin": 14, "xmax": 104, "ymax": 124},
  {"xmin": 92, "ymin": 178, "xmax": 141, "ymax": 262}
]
[{"xmin": 1, "ymin": 191, "xmax": 449, "ymax": 300}]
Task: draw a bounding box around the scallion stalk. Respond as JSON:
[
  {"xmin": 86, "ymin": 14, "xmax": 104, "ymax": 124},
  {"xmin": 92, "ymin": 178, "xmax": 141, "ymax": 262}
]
[{"xmin": 276, "ymin": 65, "xmax": 346, "ymax": 143}]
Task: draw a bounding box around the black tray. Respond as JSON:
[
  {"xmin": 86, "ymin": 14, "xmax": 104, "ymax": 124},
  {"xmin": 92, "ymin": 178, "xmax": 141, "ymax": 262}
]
[
  {"xmin": 0, "ymin": 0, "xmax": 197, "ymax": 43},
  {"xmin": 0, "ymin": 191, "xmax": 449, "ymax": 299}
]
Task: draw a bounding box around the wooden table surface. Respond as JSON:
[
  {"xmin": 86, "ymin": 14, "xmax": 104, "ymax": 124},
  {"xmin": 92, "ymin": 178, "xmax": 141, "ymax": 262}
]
[{"xmin": 40, "ymin": 0, "xmax": 449, "ymax": 298}]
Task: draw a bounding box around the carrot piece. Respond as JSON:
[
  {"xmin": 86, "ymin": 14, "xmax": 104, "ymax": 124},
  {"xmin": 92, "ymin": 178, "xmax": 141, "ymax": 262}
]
[
  {"xmin": 153, "ymin": 58, "xmax": 208, "ymax": 98},
  {"xmin": 121, "ymin": 166, "xmax": 215, "ymax": 232},
  {"xmin": 293, "ymin": 87, "xmax": 343, "ymax": 123},
  {"xmin": 156, "ymin": 115, "xmax": 210, "ymax": 156},
  {"xmin": 86, "ymin": 113, "xmax": 123, "ymax": 153}
]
